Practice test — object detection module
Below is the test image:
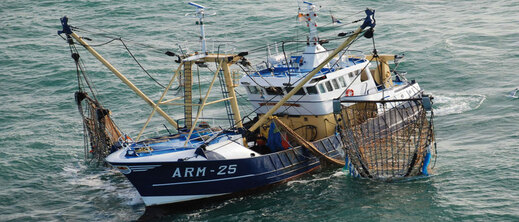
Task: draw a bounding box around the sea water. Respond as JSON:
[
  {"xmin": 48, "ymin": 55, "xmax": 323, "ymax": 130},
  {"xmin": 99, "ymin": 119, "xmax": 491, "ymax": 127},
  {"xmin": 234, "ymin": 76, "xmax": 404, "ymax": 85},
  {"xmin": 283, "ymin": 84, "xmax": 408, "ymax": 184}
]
[{"xmin": 1, "ymin": 0, "xmax": 518, "ymax": 221}]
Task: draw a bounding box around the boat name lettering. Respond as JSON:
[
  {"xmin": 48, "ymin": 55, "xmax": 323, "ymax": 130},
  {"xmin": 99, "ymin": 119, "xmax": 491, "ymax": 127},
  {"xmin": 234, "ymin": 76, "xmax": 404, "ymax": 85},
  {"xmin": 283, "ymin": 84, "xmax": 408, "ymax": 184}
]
[
  {"xmin": 171, "ymin": 164, "xmax": 237, "ymax": 178},
  {"xmin": 217, "ymin": 164, "xmax": 237, "ymax": 175},
  {"xmin": 172, "ymin": 167, "xmax": 206, "ymax": 178}
]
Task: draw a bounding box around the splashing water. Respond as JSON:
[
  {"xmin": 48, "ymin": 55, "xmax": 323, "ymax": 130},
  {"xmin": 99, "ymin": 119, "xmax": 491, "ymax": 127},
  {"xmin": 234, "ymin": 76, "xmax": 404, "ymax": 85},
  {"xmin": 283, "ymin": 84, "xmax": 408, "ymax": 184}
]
[
  {"xmin": 433, "ymin": 93, "xmax": 486, "ymax": 116},
  {"xmin": 506, "ymin": 88, "xmax": 519, "ymax": 99}
]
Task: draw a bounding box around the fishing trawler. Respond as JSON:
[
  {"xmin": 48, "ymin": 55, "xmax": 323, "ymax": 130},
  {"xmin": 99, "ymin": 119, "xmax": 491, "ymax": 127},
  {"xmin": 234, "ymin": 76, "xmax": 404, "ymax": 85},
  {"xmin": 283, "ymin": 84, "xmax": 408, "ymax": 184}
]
[{"xmin": 59, "ymin": 1, "xmax": 435, "ymax": 207}]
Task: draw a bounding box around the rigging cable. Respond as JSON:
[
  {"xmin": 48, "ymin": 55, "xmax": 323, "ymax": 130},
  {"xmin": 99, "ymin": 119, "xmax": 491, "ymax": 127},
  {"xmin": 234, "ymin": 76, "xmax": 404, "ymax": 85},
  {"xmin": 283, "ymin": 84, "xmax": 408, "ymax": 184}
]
[
  {"xmin": 72, "ymin": 25, "xmax": 170, "ymax": 54},
  {"xmin": 70, "ymin": 27, "xmax": 186, "ymax": 91},
  {"xmin": 196, "ymin": 64, "xmax": 204, "ymax": 118},
  {"xmin": 202, "ymin": 64, "xmax": 257, "ymax": 126},
  {"xmin": 69, "ymin": 38, "xmax": 100, "ymax": 102},
  {"xmin": 242, "ymin": 15, "xmax": 363, "ymax": 55},
  {"xmin": 215, "ymin": 45, "xmax": 234, "ymax": 127},
  {"xmin": 235, "ymin": 64, "xmax": 287, "ymax": 122},
  {"xmin": 281, "ymin": 41, "xmax": 292, "ymax": 84},
  {"xmin": 282, "ymin": 30, "xmax": 363, "ymax": 91},
  {"xmin": 62, "ymin": 34, "xmax": 127, "ymax": 164},
  {"xmin": 279, "ymin": 31, "xmax": 365, "ymax": 115},
  {"xmin": 119, "ymin": 38, "xmax": 168, "ymax": 89},
  {"xmin": 87, "ymin": 38, "xmax": 119, "ymax": 47},
  {"xmin": 235, "ymin": 28, "xmax": 364, "ymax": 123}
]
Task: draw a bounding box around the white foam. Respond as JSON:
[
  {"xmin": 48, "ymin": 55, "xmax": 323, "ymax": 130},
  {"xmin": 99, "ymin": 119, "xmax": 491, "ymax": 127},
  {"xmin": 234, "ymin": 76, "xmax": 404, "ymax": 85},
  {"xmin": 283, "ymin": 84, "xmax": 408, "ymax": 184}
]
[
  {"xmin": 61, "ymin": 164, "xmax": 143, "ymax": 206},
  {"xmin": 433, "ymin": 93, "xmax": 486, "ymax": 116},
  {"xmin": 332, "ymin": 170, "xmax": 346, "ymax": 177},
  {"xmin": 287, "ymin": 169, "xmax": 345, "ymax": 185}
]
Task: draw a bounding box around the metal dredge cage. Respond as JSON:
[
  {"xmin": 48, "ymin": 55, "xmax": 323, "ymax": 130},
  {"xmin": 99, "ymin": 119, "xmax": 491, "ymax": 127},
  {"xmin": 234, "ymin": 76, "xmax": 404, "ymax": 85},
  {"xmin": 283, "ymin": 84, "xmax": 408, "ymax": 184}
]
[{"xmin": 335, "ymin": 96, "xmax": 436, "ymax": 179}]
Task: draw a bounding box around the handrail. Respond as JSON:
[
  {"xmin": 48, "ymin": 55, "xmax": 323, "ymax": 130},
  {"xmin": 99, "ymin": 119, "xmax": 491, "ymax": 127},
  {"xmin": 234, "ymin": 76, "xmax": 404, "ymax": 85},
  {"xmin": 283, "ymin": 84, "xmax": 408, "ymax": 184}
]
[{"xmin": 248, "ymin": 8, "xmax": 375, "ymax": 132}]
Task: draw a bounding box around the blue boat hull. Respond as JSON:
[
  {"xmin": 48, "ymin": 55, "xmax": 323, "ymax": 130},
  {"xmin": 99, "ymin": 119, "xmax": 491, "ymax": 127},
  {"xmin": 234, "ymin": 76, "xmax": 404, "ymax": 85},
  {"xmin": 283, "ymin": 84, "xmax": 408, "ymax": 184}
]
[{"xmin": 108, "ymin": 134, "xmax": 345, "ymax": 206}]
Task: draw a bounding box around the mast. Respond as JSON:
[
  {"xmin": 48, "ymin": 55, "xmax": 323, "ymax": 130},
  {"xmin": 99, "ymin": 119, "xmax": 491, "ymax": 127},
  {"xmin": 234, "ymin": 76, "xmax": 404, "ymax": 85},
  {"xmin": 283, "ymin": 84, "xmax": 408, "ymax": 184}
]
[
  {"xmin": 299, "ymin": 1, "xmax": 327, "ymax": 71},
  {"xmin": 248, "ymin": 8, "xmax": 376, "ymax": 132},
  {"xmin": 303, "ymin": 1, "xmax": 319, "ymax": 46},
  {"xmin": 183, "ymin": 61, "xmax": 194, "ymax": 129},
  {"xmin": 189, "ymin": 2, "xmax": 207, "ymax": 53},
  {"xmin": 183, "ymin": 2, "xmax": 244, "ymax": 134},
  {"xmin": 184, "ymin": 2, "xmax": 207, "ymax": 129}
]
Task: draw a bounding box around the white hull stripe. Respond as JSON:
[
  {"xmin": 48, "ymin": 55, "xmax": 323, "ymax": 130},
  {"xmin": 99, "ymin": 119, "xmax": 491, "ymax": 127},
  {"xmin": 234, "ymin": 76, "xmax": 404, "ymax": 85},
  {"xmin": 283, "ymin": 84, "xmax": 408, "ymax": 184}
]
[
  {"xmin": 142, "ymin": 193, "xmax": 229, "ymax": 206},
  {"xmin": 152, "ymin": 174, "xmax": 255, "ymax": 187},
  {"xmin": 128, "ymin": 165, "xmax": 161, "ymax": 172}
]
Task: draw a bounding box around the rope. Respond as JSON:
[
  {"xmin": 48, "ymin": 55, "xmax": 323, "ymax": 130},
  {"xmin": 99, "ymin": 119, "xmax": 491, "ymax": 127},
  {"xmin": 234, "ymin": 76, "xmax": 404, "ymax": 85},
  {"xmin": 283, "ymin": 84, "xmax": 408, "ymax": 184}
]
[
  {"xmin": 88, "ymin": 38, "xmax": 119, "ymax": 47},
  {"xmin": 68, "ymin": 27, "xmax": 181, "ymax": 90},
  {"xmin": 119, "ymin": 38, "xmax": 168, "ymax": 89},
  {"xmin": 278, "ymin": 31, "xmax": 365, "ymax": 115},
  {"xmin": 273, "ymin": 118, "xmax": 345, "ymax": 166},
  {"xmin": 281, "ymin": 41, "xmax": 292, "ymax": 83},
  {"xmin": 72, "ymin": 25, "xmax": 173, "ymax": 54}
]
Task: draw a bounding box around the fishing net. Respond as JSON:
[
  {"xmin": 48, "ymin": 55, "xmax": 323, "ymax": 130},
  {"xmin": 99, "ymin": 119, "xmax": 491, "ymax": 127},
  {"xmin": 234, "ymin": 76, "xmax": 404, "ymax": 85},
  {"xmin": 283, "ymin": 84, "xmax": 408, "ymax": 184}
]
[
  {"xmin": 336, "ymin": 97, "xmax": 435, "ymax": 179},
  {"xmin": 256, "ymin": 118, "xmax": 345, "ymax": 166},
  {"xmin": 75, "ymin": 91, "xmax": 124, "ymax": 165},
  {"xmin": 64, "ymin": 38, "xmax": 127, "ymax": 165}
]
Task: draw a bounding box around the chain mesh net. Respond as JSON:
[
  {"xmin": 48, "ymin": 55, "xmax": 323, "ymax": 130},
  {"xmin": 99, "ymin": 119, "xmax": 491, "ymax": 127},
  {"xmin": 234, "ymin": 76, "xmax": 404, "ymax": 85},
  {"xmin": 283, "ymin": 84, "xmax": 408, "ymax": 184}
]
[{"xmin": 336, "ymin": 97, "xmax": 435, "ymax": 179}]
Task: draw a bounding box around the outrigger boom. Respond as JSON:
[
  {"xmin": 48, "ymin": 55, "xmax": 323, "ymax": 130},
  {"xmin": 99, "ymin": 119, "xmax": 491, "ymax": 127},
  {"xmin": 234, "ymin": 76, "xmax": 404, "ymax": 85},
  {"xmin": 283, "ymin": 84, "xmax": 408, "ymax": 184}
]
[{"xmin": 59, "ymin": 17, "xmax": 180, "ymax": 130}]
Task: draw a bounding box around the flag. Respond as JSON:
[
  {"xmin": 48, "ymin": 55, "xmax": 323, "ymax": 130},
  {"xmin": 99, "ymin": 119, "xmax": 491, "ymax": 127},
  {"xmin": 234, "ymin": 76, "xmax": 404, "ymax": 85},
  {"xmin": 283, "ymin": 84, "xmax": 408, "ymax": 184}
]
[{"xmin": 267, "ymin": 121, "xmax": 291, "ymax": 152}]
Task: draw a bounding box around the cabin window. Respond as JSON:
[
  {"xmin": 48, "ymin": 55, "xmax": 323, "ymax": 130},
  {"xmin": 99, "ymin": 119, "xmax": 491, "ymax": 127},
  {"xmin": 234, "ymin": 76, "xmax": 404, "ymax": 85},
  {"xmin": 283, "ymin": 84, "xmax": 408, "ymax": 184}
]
[
  {"xmin": 332, "ymin": 79, "xmax": 340, "ymax": 89},
  {"xmin": 247, "ymin": 86, "xmax": 260, "ymax": 94},
  {"xmin": 348, "ymin": 72, "xmax": 355, "ymax": 78},
  {"xmin": 325, "ymin": 81, "xmax": 334, "ymax": 91},
  {"xmin": 285, "ymin": 87, "xmax": 306, "ymax": 95},
  {"xmin": 338, "ymin": 76, "xmax": 347, "ymax": 87},
  {"xmin": 265, "ymin": 87, "xmax": 284, "ymax": 95},
  {"xmin": 318, "ymin": 83, "xmax": 327, "ymax": 93},
  {"xmin": 306, "ymin": 86, "xmax": 319, "ymax": 95}
]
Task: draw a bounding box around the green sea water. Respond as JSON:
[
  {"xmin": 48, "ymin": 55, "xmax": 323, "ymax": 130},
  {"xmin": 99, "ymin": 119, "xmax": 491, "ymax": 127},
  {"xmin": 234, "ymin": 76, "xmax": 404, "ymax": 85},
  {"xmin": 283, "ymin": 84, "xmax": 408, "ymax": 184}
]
[{"xmin": 1, "ymin": 0, "xmax": 518, "ymax": 221}]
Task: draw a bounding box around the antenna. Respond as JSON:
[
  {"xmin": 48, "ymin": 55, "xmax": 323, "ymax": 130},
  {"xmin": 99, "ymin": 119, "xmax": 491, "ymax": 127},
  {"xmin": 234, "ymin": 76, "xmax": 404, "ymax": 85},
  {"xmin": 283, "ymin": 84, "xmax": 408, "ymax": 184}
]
[
  {"xmin": 188, "ymin": 2, "xmax": 207, "ymax": 53},
  {"xmin": 300, "ymin": 1, "xmax": 319, "ymax": 45}
]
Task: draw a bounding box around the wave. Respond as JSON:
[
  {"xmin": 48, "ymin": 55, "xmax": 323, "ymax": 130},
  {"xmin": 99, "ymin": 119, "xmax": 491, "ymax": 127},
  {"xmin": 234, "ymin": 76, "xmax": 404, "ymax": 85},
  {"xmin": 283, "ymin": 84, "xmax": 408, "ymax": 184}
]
[
  {"xmin": 433, "ymin": 93, "xmax": 486, "ymax": 116},
  {"xmin": 61, "ymin": 164, "xmax": 143, "ymax": 206},
  {"xmin": 287, "ymin": 169, "xmax": 346, "ymax": 185}
]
